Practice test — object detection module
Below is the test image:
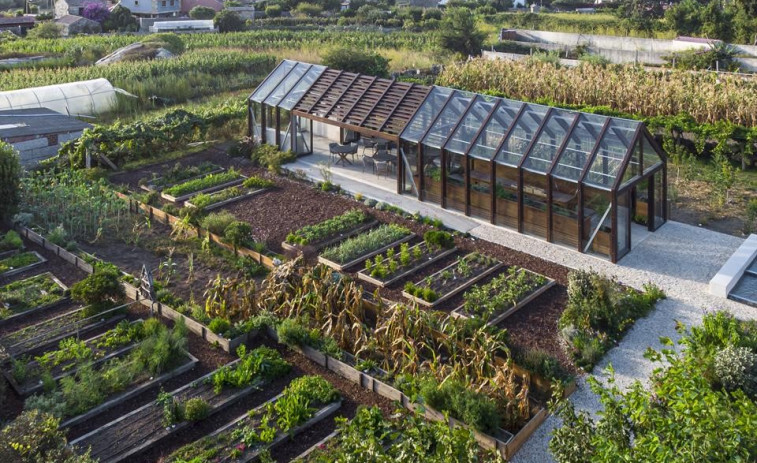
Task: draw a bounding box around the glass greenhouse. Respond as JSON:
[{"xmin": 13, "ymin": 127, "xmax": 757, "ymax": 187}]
[{"xmin": 249, "ymin": 60, "xmax": 667, "ymax": 262}]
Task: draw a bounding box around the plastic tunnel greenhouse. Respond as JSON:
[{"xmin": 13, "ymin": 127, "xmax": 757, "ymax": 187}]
[
  {"xmin": 0, "ymin": 78, "xmax": 117, "ymax": 117},
  {"xmin": 249, "ymin": 60, "xmax": 667, "ymax": 262}
]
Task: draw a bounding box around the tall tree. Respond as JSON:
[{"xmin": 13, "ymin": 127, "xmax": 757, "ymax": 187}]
[{"xmin": 438, "ymin": 7, "xmax": 486, "ymax": 57}]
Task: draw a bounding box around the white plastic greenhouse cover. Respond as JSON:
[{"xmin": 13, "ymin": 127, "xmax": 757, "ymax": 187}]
[{"xmin": 0, "ymin": 78, "xmax": 117, "ymax": 116}]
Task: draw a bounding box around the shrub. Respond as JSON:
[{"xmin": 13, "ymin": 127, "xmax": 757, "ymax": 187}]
[
  {"xmin": 46, "ymin": 225, "xmax": 69, "ymax": 247},
  {"xmin": 183, "ymin": 398, "xmax": 211, "ymax": 421},
  {"xmin": 438, "ymin": 8, "xmax": 485, "ymax": 57},
  {"xmin": 294, "ymin": 2, "xmax": 322, "ymax": 17},
  {"xmin": 322, "ymin": 47, "xmax": 389, "ymax": 78},
  {"xmin": 214, "ymin": 10, "xmax": 246, "ymax": 32},
  {"xmin": 82, "ymin": 1, "xmax": 110, "ymax": 23},
  {"xmin": 249, "ymin": 144, "xmax": 296, "ymax": 173},
  {"xmin": 201, "ymin": 211, "xmax": 236, "ymax": 235},
  {"xmin": 0, "ymin": 141, "xmax": 21, "ymax": 225},
  {"xmin": 223, "ymin": 221, "xmax": 253, "ymax": 251},
  {"xmin": 264, "ymin": 4, "xmax": 282, "ymax": 17},
  {"xmin": 714, "ymin": 345, "xmax": 757, "ymax": 398},
  {"xmin": 189, "ymin": 5, "xmax": 216, "ymax": 19},
  {"xmin": 420, "ymin": 378, "xmax": 501, "ymax": 435},
  {"xmin": 208, "ymin": 317, "xmax": 231, "ymax": 335},
  {"xmin": 143, "ymin": 33, "xmax": 186, "ymax": 55},
  {"xmin": 0, "ymin": 410, "xmax": 97, "ymax": 463},
  {"xmin": 423, "ymin": 230, "xmax": 454, "ymax": 249},
  {"xmin": 71, "ymin": 267, "xmax": 125, "ymax": 313},
  {"xmin": 27, "ymin": 22, "xmax": 62, "ymax": 39},
  {"xmin": 103, "ymin": 5, "xmax": 137, "ymax": 32},
  {"xmin": 0, "ymin": 230, "xmax": 22, "ymax": 251}
]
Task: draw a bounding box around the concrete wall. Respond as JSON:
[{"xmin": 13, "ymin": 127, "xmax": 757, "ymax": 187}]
[
  {"xmin": 512, "ymin": 30, "xmax": 757, "ymax": 65},
  {"xmin": 8, "ymin": 130, "xmax": 82, "ymax": 167}
]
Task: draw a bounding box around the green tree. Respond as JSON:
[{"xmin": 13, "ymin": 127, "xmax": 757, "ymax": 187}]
[
  {"xmin": 438, "ymin": 8, "xmax": 485, "ymax": 57},
  {"xmin": 321, "ymin": 47, "xmax": 390, "ymax": 77},
  {"xmin": 0, "ymin": 141, "xmax": 20, "ymax": 225},
  {"xmin": 213, "ymin": 9, "xmax": 246, "ymax": 32},
  {"xmin": 293, "ymin": 2, "xmax": 323, "ymax": 17},
  {"xmin": 103, "ymin": 5, "xmax": 137, "ymax": 32},
  {"xmin": 189, "ymin": 5, "xmax": 216, "ymax": 19},
  {"xmin": 223, "ymin": 221, "xmax": 252, "ymax": 252},
  {"xmin": 664, "ymin": 0, "xmax": 702, "ymax": 36},
  {"xmin": 26, "ymin": 21, "xmax": 61, "ymax": 39}
]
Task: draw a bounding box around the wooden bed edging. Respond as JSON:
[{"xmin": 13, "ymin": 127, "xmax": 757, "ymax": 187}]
[
  {"xmin": 122, "ymin": 281, "xmax": 252, "ymax": 353},
  {"xmin": 185, "ymin": 186, "xmax": 269, "ymax": 211},
  {"xmin": 317, "ymin": 233, "xmax": 415, "ymax": 272},
  {"xmin": 0, "ymin": 249, "xmax": 20, "ymax": 259},
  {"xmin": 0, "ymin": 250, "xmax": 47, "ymax": 278},
  {"xmin": 160, "ymin": 176, "xmax": 246, "ymax": 203},
  {"xmin": 60, "ymin": 351, "xmax": 199, "ymax": 428},
  {"xmin": 0, "ymin": 272, "xmax": 70, "ymax": 328},
  {"xmin": 140, "ymin": 166, "xmax": 226, "ymax": 193},
  {"xmin": 204, "ymin": 394, "xmax": 342, "ymax": 463},
  {"xmin": 115, "ymin": 192, "xmax": 278, "ymax": 270},
  {"xmin": 356, "ymin": 243, "xmax": 457, "ymax": 288},
  {"xmin": 281, "ymin": 219, "xmax": 379, "ymax": 254},
  {"xmin": 450, "ymin": 272, "xmax": 556, "ymax": 327},
  {"xmin": 1, "ymin": 322, "xmax": 142, "ymax": 397},
  {"xmin": 265, "ymin": 325, "xmax": 550, "ymax": 460},
  {"xmin": 70, "ymin": 358, "xmax": 260, "ymax": 463},
  {"xmin": 16, "ymin": 227, "xmax": 94, "ymax": 274},
  {"xmin": 401, "ymin": 259, "xmax": 504, "ymax": 308}
]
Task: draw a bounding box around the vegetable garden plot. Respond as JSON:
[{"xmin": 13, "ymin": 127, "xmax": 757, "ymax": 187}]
[
  {"xmin": 0, "ymin": 272, "xmax": 69, "ymax": 324},
  {"xmin": 140, "ymin": 162, "xmax": 224, "ymax": 192},
  {"xmin": 402, "ymin": 253, "xmax": 503, "ymax": 308},
  {"xmin": 165, "ymin": 376, "xmax": 342, "ymax": 463},
  {"xmin": 318, "ymin": 224, "xmax": 414, "ymax": 271},
  {"xmin": 282, "ymin": 209, "xmax": 377, "ymax": 253},
  {"xmin": 1, "ymin": 319, "xmax": 145, "ymax": 397},
  {"xmin": 0, "ymin": 304, "xmax": 127, "ymax": 365},
  {"xmin": 185, "ymin": 176, "xmax": 274, "ymax": 211},
  {"xmin": 451, "ymin": 267, "xmax": 555, "ymax": 326},
  {"xmin": 357, "ymin": 240, "xmax": 457, "ymax": 288},
  {"xmin": 0, "ymin": 251, "xmax": 46, "ymax": 278},
  {"xmin": 160, "ymin": 169, "xmax": 246, "ymax": 203},
  {"xmin": 71, "ymin": 346, "xmax": 291, "ymax": 463}
]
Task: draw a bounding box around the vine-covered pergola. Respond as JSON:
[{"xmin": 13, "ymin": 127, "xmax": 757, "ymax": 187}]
[{"xmin": 249, "ymin": 60, "xmax": 667, "ymax": 262}]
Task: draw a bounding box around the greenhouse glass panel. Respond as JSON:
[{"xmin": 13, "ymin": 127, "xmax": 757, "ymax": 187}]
[
  {"xmin": 583, "ymin": 119, "xmax": 638, "ymax": 189},
  {"xmin": 401, "ymin": 86, "xmax": 454, "ymax": 143},
  {"xmin": 250, "ymin": 60, "xmax": 297, "ymax": 103},
  {"xmin": 522, "ymin": 109, "xmax": 577, "ymax": 173},
  {"xmin": 495, "ymin": 104, "xmax": 549, "ymax": 167},
  {"xmin": 422, "ymin": 90, "xmax": 475, "ymax": 149},
  {"xmin": 619, "ymin": 139, "xmax": 642, "ymax": 189},
  {"xmin": 642, "ymin": 135, "xmax": 663, "ymax": 173},
  {"xmin": 552, "ymin": 114, "xmax": 606, "ymax": 182},
  {"xmin": 445, "ymin": 96, "xmax": 497, "ymax": 155},
  {"xmin": 264, "ymin": 62, "xmax": 312, "ymax": 107},
  {"xmin": 468, "ymin": 99, "xmax": 523, "ymax": 160},
  {"xmin": 279, "ymin": 65, "xmax": 326, "ymax": 110}
]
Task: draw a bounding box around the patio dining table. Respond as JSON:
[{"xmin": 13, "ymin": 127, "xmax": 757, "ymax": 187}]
[{"xmin": 330, "ymin": 143, "xmax": 358, "ymax": 166}]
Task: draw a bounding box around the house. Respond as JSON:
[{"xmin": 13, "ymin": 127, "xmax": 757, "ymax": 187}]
[
  {"xmin": 0, "ymin": 16, "xmax": 35, "ymax": 36},
  {"xmin": 180, "ymin": 0, "xmax": 222, "ymax": 15},
  {"xmin": 54, "ymin": 0, "xmax": 109, "ymax": 18},
  {"xmin": 0, "ymin": 108, "xmax": 91, "ymax": 167},
  {"xmin": 119, "ymin": 0, "xmax": 181, "ymax": 17},
  {"xmin": 55, "ymin": 15, "xmax": 102, "ymax": 35}
]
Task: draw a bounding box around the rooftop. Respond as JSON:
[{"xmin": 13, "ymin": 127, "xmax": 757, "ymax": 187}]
[{"xmin": 0, "ymin": 108, "xmax": 91, "ymax": 139}]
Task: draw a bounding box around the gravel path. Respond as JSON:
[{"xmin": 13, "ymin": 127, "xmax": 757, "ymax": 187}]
[{"xmin": 287, "ymin": 149, "xmax": 757, "ymax": 462}]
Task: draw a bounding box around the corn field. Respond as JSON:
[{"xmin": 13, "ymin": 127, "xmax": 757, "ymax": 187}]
[{"xmin": 438, "ymin": 59, "xmax": 757, "ymax": 127}]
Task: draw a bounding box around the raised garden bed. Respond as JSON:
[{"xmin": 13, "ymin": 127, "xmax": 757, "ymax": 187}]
[
  {"xmin": 71, "ymin": 347, "xmax": 291, "ymax": 463},
  {"xmin": 165, "ymin": 377, "xmax": 341, "ymax": 463},
  {"xmin": 0, "ymin": 305, "xmax": 127, "ymax": 364},
  {"xmin": 318, "ymin": 224, "xmax": 414, "ymax": 271},
  {"xmin": 451, "ymin": 267, "xmax": 555, "ymax": 326},
  {"xmin": 185, "ymin": 181, "xmax": 270, "ymax": 211},
  {"xmin": 402, "ymin": 252, "xmax": 503, "ymax": 308},
  {"xmin": 357, "ymin": 241, "xmax": 457, "ymax": 288},
  {"xmin": 0, "ymin": 251, "xmax": 46, "ymax": 278},
  {"xmin": 160, "ymin": 169, "xmax": 246, "ymax": 203},
  {"xmin": 282, "ymin": 209, "xmax": 377, "ymax": 253},
  {"xmin": 60, "ymin": 349, "xmax": 199, "ymax": 428},
  {"xmin": 0, "ymin": 272, "xmax": 69, "ymax": 325},
  {"xmin": 140, "ymin": 162, "xmax": 224, "ymax": 192},
  {"xmin": 1, "ymin": 319, "xmax": 145, "ymax": 397}
]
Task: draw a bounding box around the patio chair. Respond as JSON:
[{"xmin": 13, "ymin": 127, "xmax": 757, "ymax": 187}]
[
  {"xmin": 375, "ymin": 160, "xmax": 390, "ymax": 178},
  {"xmin": 328, "ymin": 142, "xmax": 340, "ymax": 161},
  {"xmin": 362, "ymin": 154, "xmax": 375, "ymax": 173},
  {"xmin": 358, "ymin": 137, "xmax": 377, "ymax": 155}
]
